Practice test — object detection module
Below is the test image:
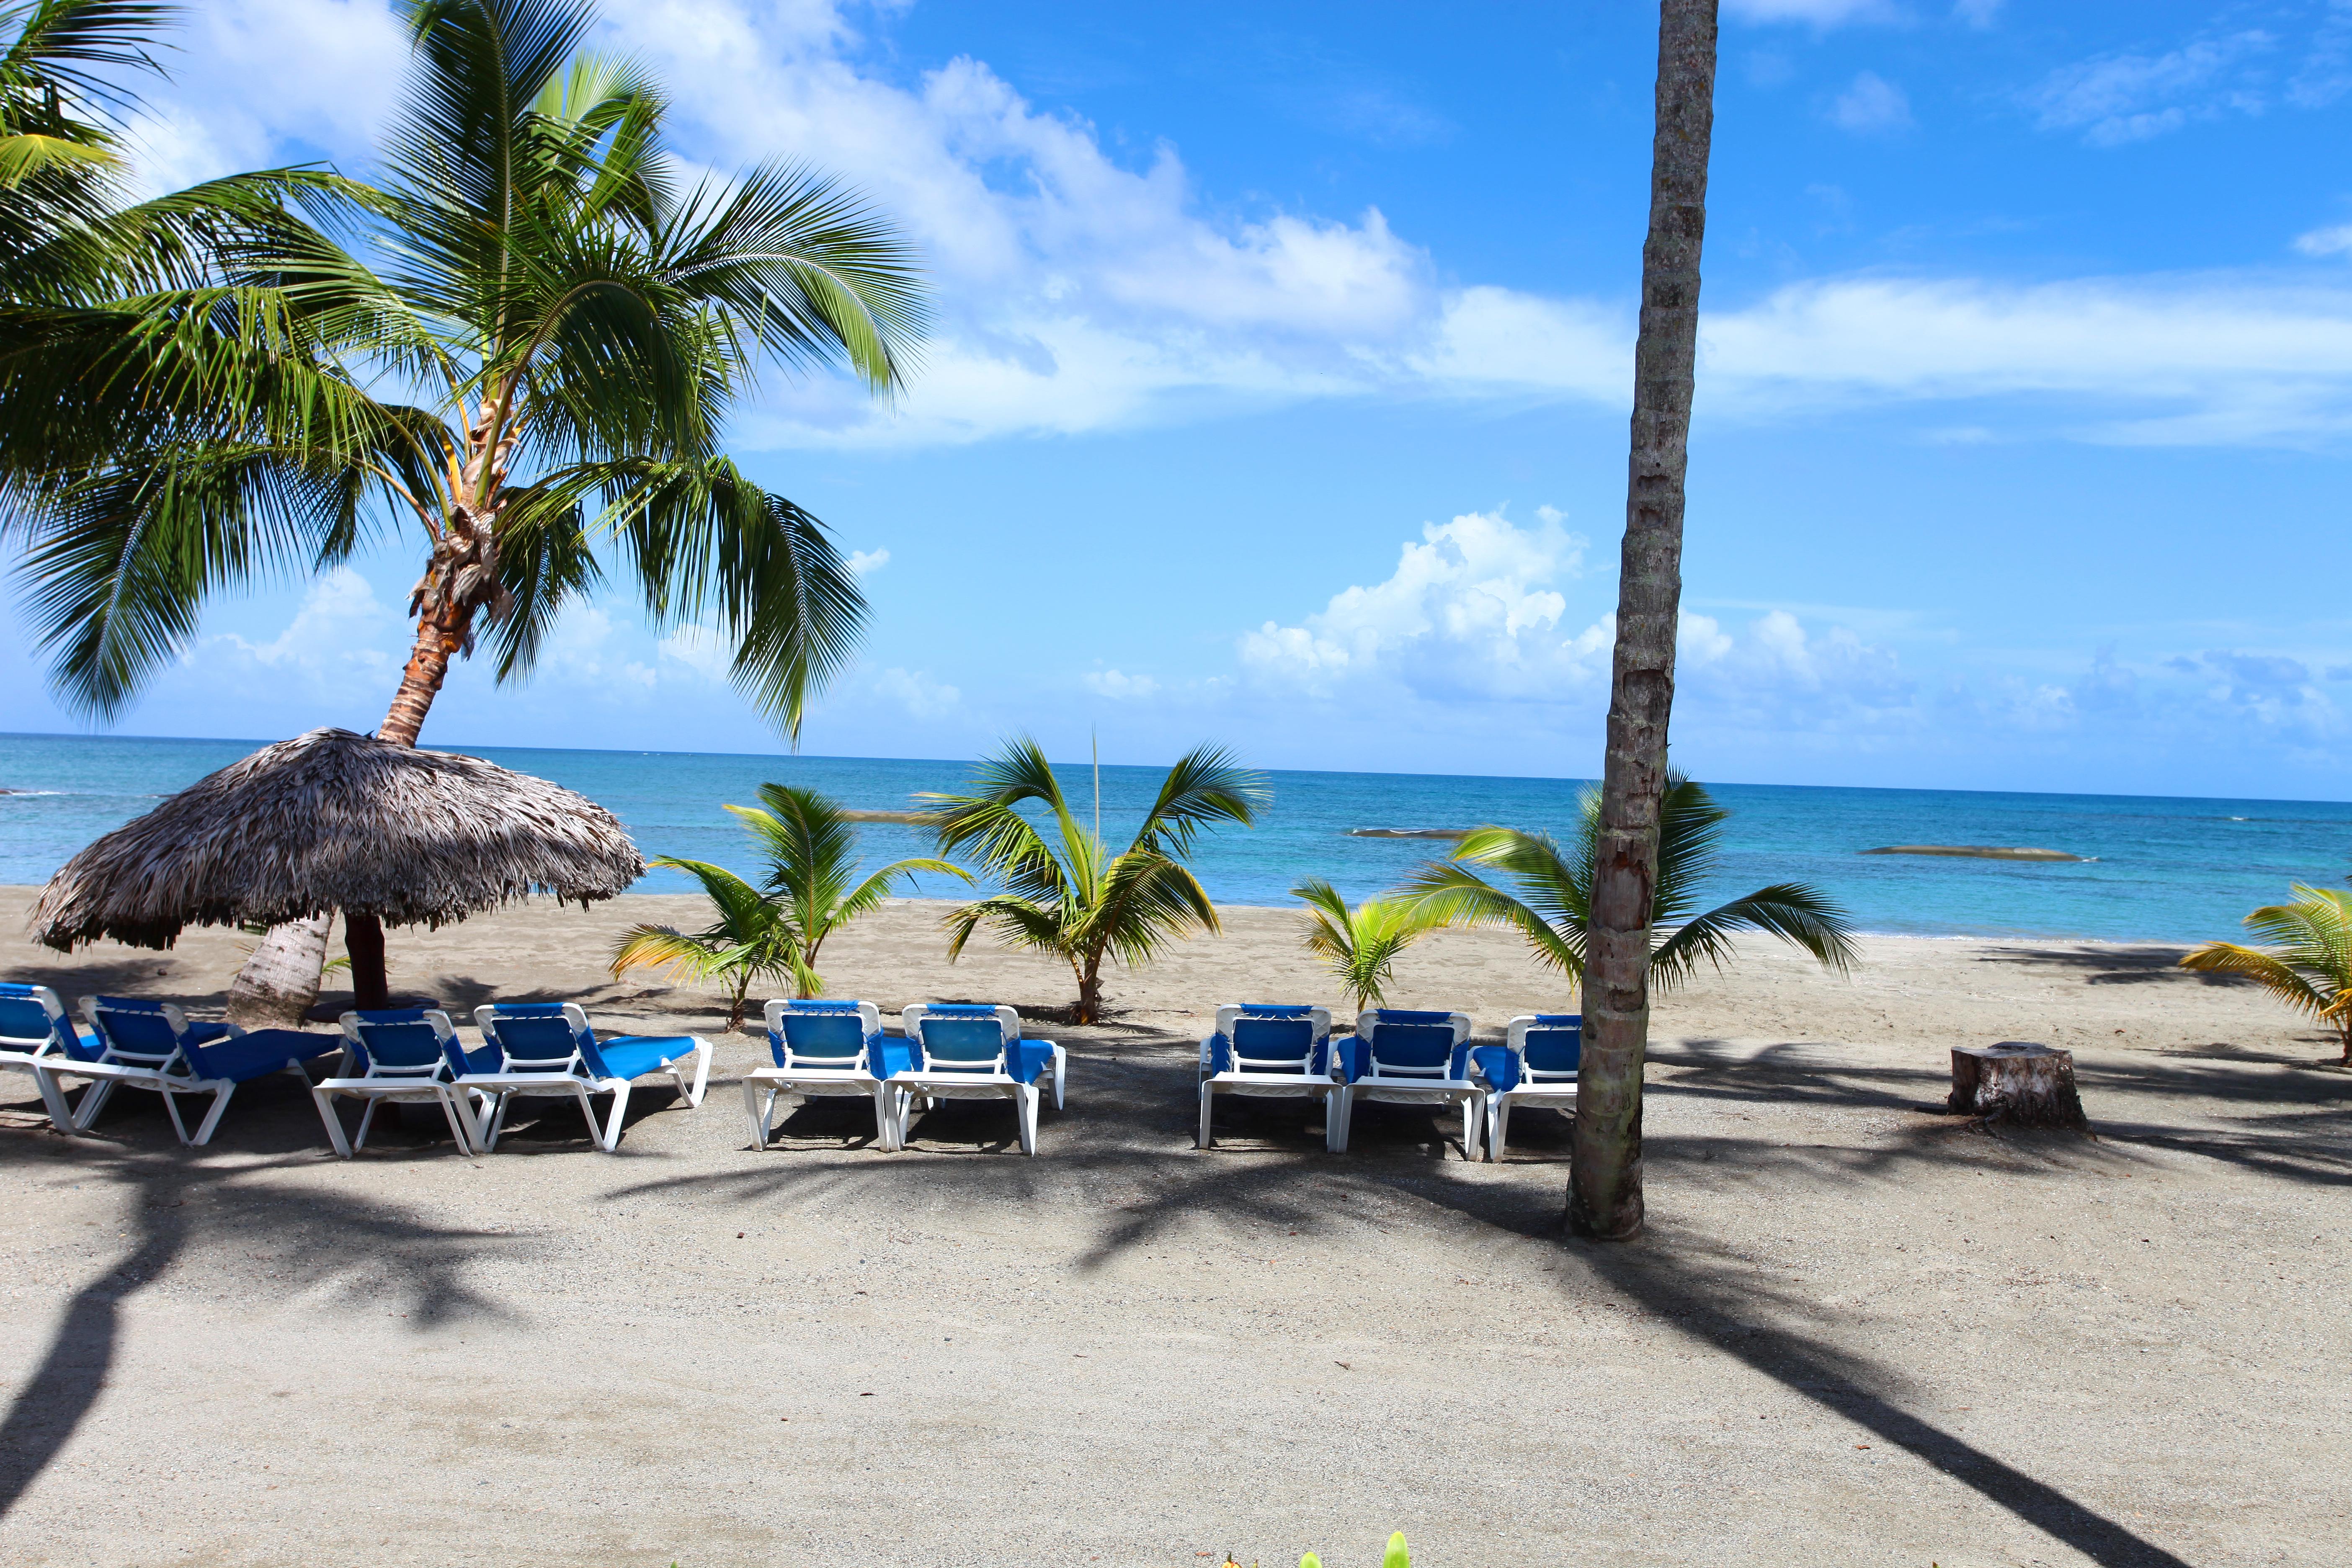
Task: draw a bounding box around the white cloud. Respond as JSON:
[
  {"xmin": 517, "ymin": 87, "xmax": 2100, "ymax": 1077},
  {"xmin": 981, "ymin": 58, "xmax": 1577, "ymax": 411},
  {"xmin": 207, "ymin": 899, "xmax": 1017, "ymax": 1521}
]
[
  {"xmin": 2025, "ymin": 31, "xmax": 2275, "ymax": 146},
  {"xmin": 848, "ymin": 548, "xmax": 892, "ymax": 575},
  {"xmin": 1239, "ymin": 506, "xmax": 1595, "ymax": 699},
  {"xmin": 1697, "ymin": 276, "xmax": 2352, "ymax": 444},
  {"xmin": 656, "ymin": 624, "xmax": 734, "ymax": 681},
  {"xmin": 1952, "ymin": 0, "xmax": 2003, "ymax": 27},
  {"xmin": 873, "ymin": 667, "xmax": 962, "ymax": 719},
  {"xmin": 1083, "ymin": 669, "xmax": 1160, "ymax": 700},
  {"xmin": 127, "ymin": 2, "xmax": 2352, "ymax": 452},
  {"xmin": 1829, "ymin": 71, "xmax": 1913, "ymax": 134},
  {"xmin": 210, "ymin": 568, "xmax": 403, "ymax": 695},
  {"xmin": 2296, "ymin": 224, "xmax": 2352, "ymax": 258}
]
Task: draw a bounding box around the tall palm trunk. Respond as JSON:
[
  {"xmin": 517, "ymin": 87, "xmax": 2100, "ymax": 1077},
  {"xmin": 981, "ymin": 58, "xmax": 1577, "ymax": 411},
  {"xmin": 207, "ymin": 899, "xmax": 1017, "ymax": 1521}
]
[
  {"xmin": 227, "ymin": 410, "xmax": 513, "ymax": 1019},
  {"xmin": 1571, "ymin": 0, "xmax": 1718, "ymax": 1242}
]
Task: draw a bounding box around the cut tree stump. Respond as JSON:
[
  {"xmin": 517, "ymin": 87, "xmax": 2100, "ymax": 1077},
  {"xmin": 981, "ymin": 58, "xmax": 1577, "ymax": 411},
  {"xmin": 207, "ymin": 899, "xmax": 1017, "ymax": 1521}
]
[{"xmin": 1948, "ymin": 1042, "xmax": 2087, "ymax": 1128}]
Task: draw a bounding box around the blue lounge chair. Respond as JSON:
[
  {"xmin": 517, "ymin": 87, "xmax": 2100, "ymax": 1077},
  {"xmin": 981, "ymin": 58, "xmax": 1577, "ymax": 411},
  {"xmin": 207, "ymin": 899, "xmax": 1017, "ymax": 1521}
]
[
  {"xmin": 1196, "ymin": 1004, "xmax": 1338, "ymax": 1150},
  {"xmin": 0, "ymin": 983, "xmax": 107, "ymax": 1133},
  {"xmin": 1328, "ymin": 1008, "xmax": 1483, "ymax": 1160},
  {"xmin": 73, "ymin": 995, "xmax": 339, "ymax": 1146},
  {"xmin": 312, "ymin": 1008, "xmax": 496, "ymax": 1158},
  {"xmin": 1483, "ymin": 1014, "xmax": 1581, "ymax": 1162},
  {"xmin": 893, "ymin": 1004, "xmax": 1064, "ymax": 1156},
  {"xmin": 744, "ymin": 999, "xmax": 905, "ymax": 1151},
  {"xmin": 467, "ymin": 1003, "xmax": 712, "ymax": 1153}
]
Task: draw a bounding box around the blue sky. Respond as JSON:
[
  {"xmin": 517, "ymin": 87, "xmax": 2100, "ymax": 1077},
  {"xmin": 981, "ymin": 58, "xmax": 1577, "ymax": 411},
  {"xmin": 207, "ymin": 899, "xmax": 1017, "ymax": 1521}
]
[{"xmin": 6, "ymin": 0, "xmax": 2352, "ymax": 797}]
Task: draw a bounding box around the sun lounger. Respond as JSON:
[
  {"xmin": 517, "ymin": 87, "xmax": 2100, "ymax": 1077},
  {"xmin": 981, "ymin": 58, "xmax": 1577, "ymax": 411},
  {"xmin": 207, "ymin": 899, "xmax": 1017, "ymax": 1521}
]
[
  {"xmin": 312, "ymin": 1008, "xmax": 495, "ymax": 1157},
  {"xmin": 744, "ymin": 999, "xmax": 907, "ymax": 1151},
  {"xmin": 1196, "ymin": 1004, "xmax": 1338, "ymax": 1150},
  {"xmin": 0, "ymin": 983, "xmax": 108, "ymax": 1133},
  {"xmin": 1327, "ymin": 1008, "xmax": 1484, "ymax": 1160},
  {"xmin": 1483, "ymin": 1014, "xmax": 1581, "ymax": 1161},
  {"xmin": 72, "ymin": 995, "xmax": 338, "ymax": 1146},
  {"xmin": 467, "ymin": 1003, "xmax": 712, "ymax": 1153},
  {"xmin": 893, "ymin": 1003, "xmax": 1064, "ymax": 1156}
]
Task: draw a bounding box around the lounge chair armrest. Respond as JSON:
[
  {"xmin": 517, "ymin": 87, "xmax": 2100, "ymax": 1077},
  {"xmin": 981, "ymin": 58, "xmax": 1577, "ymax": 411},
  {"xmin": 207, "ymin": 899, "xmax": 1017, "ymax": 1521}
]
[{"xmin": 1331, "ymin": 1038, "xmax": 1368, "ymax": 1083}]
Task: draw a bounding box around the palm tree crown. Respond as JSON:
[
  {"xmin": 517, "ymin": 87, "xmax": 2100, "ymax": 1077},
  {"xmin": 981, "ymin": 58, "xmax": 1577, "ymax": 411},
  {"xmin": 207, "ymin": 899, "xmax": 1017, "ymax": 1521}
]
[
  {"xmin": 924, "ymin": 737, "xmax": 1266, "ymax": 1025},
  {"xmin": 1403, "ymin": 774, "xmax": 1857, "ymax": 987},
  {"xmin": 613, "ymin": 784, "xmax": 966, "ymax": 1026},
  {"xmin": 5, "ymin": 0, "xmax": 925, "ymax": 738},
  {"xmin": 1291, "ymin": 878, "xmax": 1447, "ymax": 1015},
  {"xmin": 2179, "ymin": 886, "xmax": 2352, "ymax": 1065}
]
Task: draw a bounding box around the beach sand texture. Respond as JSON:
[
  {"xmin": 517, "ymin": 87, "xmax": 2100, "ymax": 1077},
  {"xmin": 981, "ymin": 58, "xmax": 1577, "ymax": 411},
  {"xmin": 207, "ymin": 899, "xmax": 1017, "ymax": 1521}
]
[{"xmin": 0, "ymin": 889, "xmax": 2345, "ymax": 1566}]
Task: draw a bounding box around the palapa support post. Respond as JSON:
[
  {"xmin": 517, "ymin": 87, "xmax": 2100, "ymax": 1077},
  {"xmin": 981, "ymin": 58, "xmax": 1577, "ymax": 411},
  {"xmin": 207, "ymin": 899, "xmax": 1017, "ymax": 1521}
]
[
  {"xmin": 344, "ymin": 913, "xmax": 390, "ymax": 1012},
  {"xmin": 1948, "ymin": 1042, "xmax": 2086, "ymax": 1129}
]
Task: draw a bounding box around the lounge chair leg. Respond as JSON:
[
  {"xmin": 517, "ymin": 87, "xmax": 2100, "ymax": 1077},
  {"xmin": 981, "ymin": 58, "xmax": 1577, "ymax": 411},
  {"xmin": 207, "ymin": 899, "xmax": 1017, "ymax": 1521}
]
[
  {"xmin": 483, "ymin": 1092, "xmax": 513, "ymax": 1150},
  {"xmin": 1051, "ymin": 1045, "xmax": 1067, "ymax": 1111},
  {"xmin": 1462, "ymin": 1096, "xmax": 1480, "ymax": 1161},
  {"xmin": 870, "ymin": 1085, "xmax": 896, "ymax": 1152},
  {"xmin": 1326, "ymin": 1088, "xmax": 1350, "ymax": 1153},
  {"xmin": 1016, "ymin": 1087, "xmax": 1039, "ymax": 1156},
  {"xmin": 1490, "ymin": 1099, "xmax": 1510, "ymax": 1163},
  {"xmin": 315, "ymin": 1088, "xmax": 355, "ymax": 1158},
  {"xmin": 355, "ymin": 1097, "xmax": 380, "ymax": 1151},
  {"xmin": 682, "ymin": 1039, "xmax": 712, "ymax": 1108},
  {"xmin": 72, "ymin": 1076, "xmax": 116, "ymax": 1132},
  {"xmin": 740, "ymin": 1078, "xmax": 767, "ymax": 1149},
  {"xmin": 595, "ymin": 1084, "xmax": 631, "ymax": 1151},
  {"xmin": 1197, "ymin": 1084, "xmax": 1215, "ymax": 1150},
  {"xmin": 188, "ymin": 1083, "xmax": 235, "ymax": 1146},
  {"xmin": 435, "ymin": 1088, "xmax": 479, "ymax": 1158}
]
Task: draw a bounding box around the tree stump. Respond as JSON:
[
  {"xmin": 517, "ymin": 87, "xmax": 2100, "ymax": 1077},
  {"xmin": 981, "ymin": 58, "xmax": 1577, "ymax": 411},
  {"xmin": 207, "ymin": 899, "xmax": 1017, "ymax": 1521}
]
[{"xmin": 1947, "ymin": 1042, "xmax": 2086, "ymax": 1128}]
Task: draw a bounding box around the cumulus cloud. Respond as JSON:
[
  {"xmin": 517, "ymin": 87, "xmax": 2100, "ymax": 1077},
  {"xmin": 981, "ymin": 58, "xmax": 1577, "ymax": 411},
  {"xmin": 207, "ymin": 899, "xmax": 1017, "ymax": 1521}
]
[
  {"xmin": 1725, "ymin": 0, "xmax": 1898, "ymax": 23},
  {"xmin": 1239, "ymin": 507, "xmax": 1594, "ymax": 700},
  {"xmin": 208, "ymin": 568, "xmax": 405, "ymax": 697},
  {"xmin": 848, "ymin": 548, "xmax": 891, "ymax": 576},
  {"xmin": 1829, "ymin": 72, "xmax": 1913, "ymax": 134},
  {"xmin": 656, "ymin": 624, "xmax": 734, "ymax": 681}
]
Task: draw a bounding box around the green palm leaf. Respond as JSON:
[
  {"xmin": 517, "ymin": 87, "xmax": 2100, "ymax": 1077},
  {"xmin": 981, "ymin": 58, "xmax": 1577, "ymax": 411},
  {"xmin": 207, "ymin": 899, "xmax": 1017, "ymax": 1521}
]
[{"xmin": 2182, "ymin": 885, "xmax": 2352, "ymax": 1062}]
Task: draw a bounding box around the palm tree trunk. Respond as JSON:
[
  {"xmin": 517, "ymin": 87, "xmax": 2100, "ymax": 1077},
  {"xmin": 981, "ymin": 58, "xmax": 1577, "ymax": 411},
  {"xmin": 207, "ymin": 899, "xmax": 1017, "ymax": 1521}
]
[
  {"xmin": 1075, "ymin": 958, "xmax": 1103, "ymax": 1026},
  {"xmin": 1572, "ymin": 0, "xmax": 1718, "ymax": 1243},
  {"xmin": 222, "ymin": 912, "xmax": 333, "ymax": 1026},
  {"xmin": 345, "ymin": 913, "xmax": 389, "ymax": 1010},
  {"xmin": 225, "ymin": 518, "xmax": 485, "ymax": 1014}
]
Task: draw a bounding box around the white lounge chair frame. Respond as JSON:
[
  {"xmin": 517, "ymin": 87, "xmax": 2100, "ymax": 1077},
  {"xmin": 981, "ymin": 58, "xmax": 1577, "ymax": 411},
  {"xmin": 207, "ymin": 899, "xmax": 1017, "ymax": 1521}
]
[
  {"xmin": 1486, "ymin": 1014, "xmax": 1581, "ymax": 1162},
  {"xmin": 467, "ymin": 1003, "xmax": 712, "ymax": 1153},
  {"xmin": 72, "ymin": 998, "xmax": 273, "ymax": 1147},
  {"xmin": 1329, "ymin": 1008, "xmax": 1484, "ymax": 1160},
  {"xmin": 312, "ymin": 1010, "xmax": 483, "ymax": 1158},
  {"xmin": 1196, "ymin": 1004, "xmax": 1338, "ymax": 1150},
  {"xmin": 892, "ymin": 1004, "xmax": 1060, "ymax": 1156},
  {"xmin": 0, "ymin": 984, "xmax": 95, "ymax": 1134},
  {"xmin": 744, "ymin": 999, "xmax": 898, "ymax": 1151}
]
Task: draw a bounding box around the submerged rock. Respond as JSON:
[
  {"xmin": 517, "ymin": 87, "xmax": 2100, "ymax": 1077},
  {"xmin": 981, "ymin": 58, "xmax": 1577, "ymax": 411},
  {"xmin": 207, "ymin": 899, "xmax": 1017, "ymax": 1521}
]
[
  {"xmin": 1861, "ymin": 844, "xmax": 2084, "ymax": 862},
  {"xmin": 1347, "ymin": 828, "xmax": 1470, "ymax": 840}
]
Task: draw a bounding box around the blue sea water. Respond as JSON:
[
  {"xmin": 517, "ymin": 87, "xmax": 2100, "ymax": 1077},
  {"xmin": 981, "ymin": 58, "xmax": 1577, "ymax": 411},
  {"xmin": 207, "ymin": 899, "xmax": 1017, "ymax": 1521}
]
[{"xmin": 3, "ymin": 731, "xmax": 2349, "ymax": 944}]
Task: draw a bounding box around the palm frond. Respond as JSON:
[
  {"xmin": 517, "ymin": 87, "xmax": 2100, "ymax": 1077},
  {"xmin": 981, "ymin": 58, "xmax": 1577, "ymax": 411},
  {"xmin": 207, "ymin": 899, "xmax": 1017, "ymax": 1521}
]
[
  {"xmin": 1128, "ymin": 741, "xmax": 1267, "ymax": 859},
  {"xmin": 1648, "ymin": 882, "xmax": 1857, "ymax": 990}
]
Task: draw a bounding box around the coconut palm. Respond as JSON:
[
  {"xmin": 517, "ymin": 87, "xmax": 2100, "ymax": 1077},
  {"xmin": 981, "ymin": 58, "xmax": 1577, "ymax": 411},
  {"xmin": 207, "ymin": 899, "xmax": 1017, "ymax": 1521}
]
[
  {"xmin": 612, "ymin": 785, "xmax": 965, "ymax": 1026},
  {"xmin": 1403, "ymin": 774, "xmax": 1855, "ymax": 987},
  {"xmin": 3, "ymin": 0, "xmax": 925, "ymax": 1017},
  {"xmin": 1292, "ymin": 878, "xmax": 1447, "ymax": 1015},
  {"xmin": 2180, "ymin": 887, "xmax": 2352, "ymax": 1064},
  {"xmin": 924, "ymin": 737, "xmax": 1266, "ymax": 1025}
]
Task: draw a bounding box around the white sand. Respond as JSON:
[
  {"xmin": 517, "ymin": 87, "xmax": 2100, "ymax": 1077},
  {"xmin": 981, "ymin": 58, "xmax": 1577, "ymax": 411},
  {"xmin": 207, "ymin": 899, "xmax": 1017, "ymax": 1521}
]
[{"xmin": 0, "ymin": 890, "xmax": 2345, "ymax": 1566}]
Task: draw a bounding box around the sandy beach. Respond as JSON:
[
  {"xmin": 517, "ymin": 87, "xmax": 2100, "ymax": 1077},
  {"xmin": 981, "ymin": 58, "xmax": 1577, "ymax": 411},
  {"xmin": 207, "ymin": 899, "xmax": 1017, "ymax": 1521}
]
[{"xmin": 0, "ymin": 888, "xmax": 2345, "ymax": 1566}]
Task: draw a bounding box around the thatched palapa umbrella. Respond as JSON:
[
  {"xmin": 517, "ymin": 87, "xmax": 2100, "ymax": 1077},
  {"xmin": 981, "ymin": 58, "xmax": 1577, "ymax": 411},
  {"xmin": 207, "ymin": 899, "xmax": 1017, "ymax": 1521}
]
[{"xmin": 34, "ymin": 728, "xmax": 645, "ymax": 1014}]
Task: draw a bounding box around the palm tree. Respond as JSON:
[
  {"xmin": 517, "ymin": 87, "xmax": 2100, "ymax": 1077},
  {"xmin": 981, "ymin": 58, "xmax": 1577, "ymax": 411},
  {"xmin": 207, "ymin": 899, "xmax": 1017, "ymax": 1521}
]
[
  {"xmin": 1403, "ymin": 775, "xmax": 1854, "ymax": 987},
  {"xmin": 1579, "ymin": 0, "xmax": 1720, "ymax": 1242},
  {"xmin": 2180, "ymin": 887, "xmax": 2352, "ymax": 1065},
  {"xmin": 613, "ymin": 785, "xmax": 966, "ymax": 1027},
  {"xmin": 3, "ymin": 0, "xmax": 925, "ymax": 1018},
  {"xmin": 924, "ymin": 737, "xmax": 1266, "ymax": 1025},
  {"xmin": 1292, "ymin": 878, "xmax": 1447, "ymax": 1015}
]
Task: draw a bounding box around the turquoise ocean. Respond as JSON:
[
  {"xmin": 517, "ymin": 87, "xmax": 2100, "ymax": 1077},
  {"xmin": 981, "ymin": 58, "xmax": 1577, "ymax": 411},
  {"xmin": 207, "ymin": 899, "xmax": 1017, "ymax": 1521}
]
[{"xmin": 4, "ymin": 731, "xmax": 2349, "ymax": 944}]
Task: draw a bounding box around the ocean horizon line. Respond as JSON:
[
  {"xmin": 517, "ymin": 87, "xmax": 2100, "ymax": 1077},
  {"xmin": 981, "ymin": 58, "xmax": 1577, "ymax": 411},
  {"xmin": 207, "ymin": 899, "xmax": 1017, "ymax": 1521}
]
[{"xmin": 5, "ymin": 727, "xmax": 2349, "ymax": 810}]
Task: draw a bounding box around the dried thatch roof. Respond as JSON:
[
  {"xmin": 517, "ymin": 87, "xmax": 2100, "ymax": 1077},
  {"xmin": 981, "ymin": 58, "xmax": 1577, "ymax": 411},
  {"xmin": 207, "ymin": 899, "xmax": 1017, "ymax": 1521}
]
[{"xmin": 33, "ymin": 727, "xmax": 645, "ymax": 951}]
